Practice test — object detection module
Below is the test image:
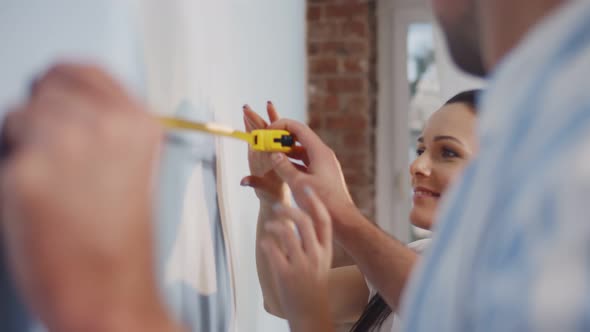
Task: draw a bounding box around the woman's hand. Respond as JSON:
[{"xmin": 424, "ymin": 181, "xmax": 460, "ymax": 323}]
[
  {"xmin": 260, "ymin": 185, "xmax": 335, "ymax": 332},
  {"xmin": 267, "ymin": 119, "xmax": 356, "ymax": 229},
  {"xmin": 240, "ymin": 102, "xmax": 290, "ymax": 206}
]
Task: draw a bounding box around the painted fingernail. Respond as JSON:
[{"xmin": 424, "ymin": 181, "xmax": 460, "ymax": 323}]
[
  {"xmin": 240, "ymin": 178, "xmax": 250, "ymax": 187},
  {"xmin": 243, "ymin": 104, "xmax": 249, "ymax": 110},
  {"xmin": 267, "ymin": 101, "xmax": 273, "ymax": 105},
  {"xmin": 304, "ymin": 186, "xmax": 314, "ymax": 196},
  {"xmin": 271, "ymin": 153, "xmax": 283, "ymax": 163},
  {"xmin": 272, "ymin": 203, "xmax": 283, "ymax": 212}
]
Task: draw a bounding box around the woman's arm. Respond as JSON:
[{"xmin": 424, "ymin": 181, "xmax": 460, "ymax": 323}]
[
  {"xmin": 267, "ymin": 118, "xmax": 419, "ymax": 309},
  {"xmin": 259, "ymin": 186, "xmax": 336, "ymax": 332},
  {"xmin": 244, "ymin": 106, "xmax": 369, "ymax": 322},
  {"xmin": 255, "ymin": 202, "xmax": 287, "ymax": 314},
  {"xmin": 257, "ymin": 203, "xmax": 370, "ymax": 322},
  {"xmin": 329, "ymin": 206, "xmax": 418, "ymax": 310}
]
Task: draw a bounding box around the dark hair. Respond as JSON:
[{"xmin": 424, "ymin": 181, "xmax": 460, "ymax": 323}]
[
  {"xmin": 350, "ymin": 293, "xmax": 391, "ymax": 332},
  {"xmin": 350, "ymin": 90, "xmax": 483, "ymax": 332},
  {"xmin": 443, "ymin": 89, "xmax": 482, "ymax": 113}
]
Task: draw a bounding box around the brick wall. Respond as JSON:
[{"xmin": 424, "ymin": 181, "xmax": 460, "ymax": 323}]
[{"xmin": 307, "ymin": 0, "xmax": 377, "ymax": 219}]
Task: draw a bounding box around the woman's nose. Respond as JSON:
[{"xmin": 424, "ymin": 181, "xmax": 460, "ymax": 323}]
[{"xmin": 410, "ymin": 153, "xmax": 431, "ymax": 178}]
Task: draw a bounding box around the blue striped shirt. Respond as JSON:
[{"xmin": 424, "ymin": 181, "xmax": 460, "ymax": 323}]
[{"xmin": 402, "ymin": 1, "xmax": 590, "ymax": 331}]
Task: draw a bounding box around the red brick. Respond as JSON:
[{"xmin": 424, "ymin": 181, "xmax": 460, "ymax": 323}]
[
  {"xmin": 350, "ymin": 187, "xmax": 371, "ymax": 202},
  {"xmin": 326, "ymin": 78, "xmax": 364, "ymax": 93},
  {"xmin": 342, "ymin": 57, "xmax": 368, "ymax": 73},
  {"xmin": 310, "ymin": 57, "xmax": 339, "ymax": 74},
  {"xmin": 340, "ymin": 154, "xmax": 369, "ymax": 171},
  {"xmin": 315, "ymin": 130, "xmax": 342, "ymax": 149},
  {"xmin": 310, "ymin": 94, "xmax": 340, "ymax": 112},
  {"xmin": 325, "ymin": 3, "xmax": 368, "ymax": 19},
  {"xmin": 308, "ymin": 22, "xmax": 340, "ymax": 41},
  {"xmin": 343, "ymin": 172, "xmax": 372, "ymax": 187},
  {"xmin": 307, "ymin": 5, "xmax": 322, "ymax": 21},
  {"xmin": 323, "ymin": 94, "xmax": 341, "ymax": 111},
  {"xmin": 310, "ymin": 41, "xmax": 369, "ymax": 56},
  {"xmin": 308, "ymin": 78, "xmax": 327, "ymax": 96},
  {"xmin": 306, "ymin": 0, "xmax": 377, "ymax": 221},
  {"xmin": 339, "ymin": 148, "xmax": 369, "ymax": 161},
  {"xmin": 342, "ymin": 132, "xmax": 369, "ymax": 148},
  {"xmin": 308, "ymin": 111, "xmax": 322, "ymax": 129},
  {"xmin": 325, "ymin": 114, "xmax": 368, "ymax": 130},
  {"xmin": 308, "ymin": 42, "xmax": 320, "ymax": 56},
  {"xmin": 343, "ymin": 95, "xmax": 370, "ymax": 113},
  {"xmin": 342, "ymin": 20, "xmax": 367, "ymax": 38}
]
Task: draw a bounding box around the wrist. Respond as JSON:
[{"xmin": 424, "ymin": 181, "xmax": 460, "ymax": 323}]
[
  {"xmin": 287, "ymin": 294, "xmax": 334, "ymax": 332},
  {"xmin": 260, "ymin": 197, "xmax": 290, "ymax": 212},
  {"xmin": 329, "ymin": 202, "xmax": 364, "ymax": 232},
  {"xmin": 254, "ymin": 182, "xmax": 291, "ymax": 208},
  {"xmin": 289, "ymin": 315, "xmax": 333, "ymax": 332}
]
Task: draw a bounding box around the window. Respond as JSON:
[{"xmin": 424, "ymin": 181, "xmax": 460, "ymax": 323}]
[
  {"xmin": 407, "ymin": 23, "xmax": 440, "ymax": 239},
  {"xmin": 376, "ymin": 0, "xmax": 484, "ymax": 242}
]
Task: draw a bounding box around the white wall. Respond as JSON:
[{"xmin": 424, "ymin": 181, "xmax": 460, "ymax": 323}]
[
  {"xmin": 0, "ymin": 1, "xmax": 306, "ymax": 331},
  {"xmin": 219, "ymin": 2, "xmax": 306, "ymax": 332},
  {"xmin": 145, "ymin": 2, "xmax": 306, "ymax": 331}
]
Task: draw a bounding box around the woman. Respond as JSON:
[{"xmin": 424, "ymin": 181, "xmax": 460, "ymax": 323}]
[{"xmin": 241, "ymin": 90, "xmax": 481, "ymax": 331}]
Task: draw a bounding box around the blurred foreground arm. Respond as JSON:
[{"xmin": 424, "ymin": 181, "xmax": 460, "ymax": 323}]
[{"xmin": 0, "ymin": 64, "xmax": 183, "ymax": 332}]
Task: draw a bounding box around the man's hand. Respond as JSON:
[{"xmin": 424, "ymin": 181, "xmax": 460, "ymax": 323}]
[{"xmin": 0, "ymin": 64, "xmax": 180, "ymax": 332}]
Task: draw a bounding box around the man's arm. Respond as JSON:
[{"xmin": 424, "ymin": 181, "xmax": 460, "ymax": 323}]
[{"xmin": 0, "ymin": 64, "xmax": 183, "ymax": 332}]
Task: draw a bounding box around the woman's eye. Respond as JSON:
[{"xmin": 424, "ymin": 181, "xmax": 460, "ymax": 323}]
[
  {"xmin": 442, "ymin": 148, "xmax": 459, "ymax": 158},
  {"xmin": 416, "ymin": 148, "xmax": 425, "ymax": 156}
]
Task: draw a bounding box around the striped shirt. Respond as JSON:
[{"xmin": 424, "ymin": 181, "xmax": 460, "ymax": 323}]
[{"xmin": 401, "ymin": 1, "xmax": 590, "ymax": 331}]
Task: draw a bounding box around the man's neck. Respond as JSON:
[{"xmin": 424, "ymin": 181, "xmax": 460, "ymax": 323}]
[{"xmin": 480, "ymin": 0, "xmax": 566, "ymax": 71}]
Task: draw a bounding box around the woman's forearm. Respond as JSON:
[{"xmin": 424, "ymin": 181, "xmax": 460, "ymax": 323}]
[
  {"xmin": 255, "ymin": 202, "xmax": 287, "ymax": 317},
  {"xmin": 288, "ymin": 313, "xmax": 335, "ymax": 332},
  {"xmin": 332, "ymin": 206, "xmax": 418, "ymax": 310},
  {"xmin": 286, "ymin": 293, "xmax": 335, "ymax": 332},
  {"xmin": 255, "ymin": 204, "xmax": 370, "ymax": 323}
]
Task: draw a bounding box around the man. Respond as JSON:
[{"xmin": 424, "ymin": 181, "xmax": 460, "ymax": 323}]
[
  {"xmin": 265, "ymin": 0, "xmax": 590, "ymax": 331},
  {"xmin": 403, "ymin": 0, "xmax": 590, "ymax": 330}
]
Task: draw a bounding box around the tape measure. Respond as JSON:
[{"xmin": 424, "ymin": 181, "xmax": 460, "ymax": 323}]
[{"xmin": 158, "ymin": 116, "xmax": 294, "ymax": 153}]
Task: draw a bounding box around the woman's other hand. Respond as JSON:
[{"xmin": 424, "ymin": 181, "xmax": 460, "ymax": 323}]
[{"xmin": 260, "ymin": 185, "xmax": 334, "ymax": 332}]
